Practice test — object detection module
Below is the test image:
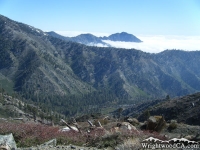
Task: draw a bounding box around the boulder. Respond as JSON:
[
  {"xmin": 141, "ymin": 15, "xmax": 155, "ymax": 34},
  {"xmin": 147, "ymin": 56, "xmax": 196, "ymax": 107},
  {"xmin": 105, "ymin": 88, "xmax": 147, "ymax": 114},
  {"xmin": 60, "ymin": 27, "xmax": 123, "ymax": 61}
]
[
  {"xmin": 117, "ymin": 122, "xmax": 138, "ymax": 132},
  {"xmin": 146, "ymin": 116, "xmax": 166, "ymax": 132},
  {"xmin": 40, "ymin": 139, "xmax": 57, "ymax": 147},
  {"xmin": 127, "ymin": 118, "xmax": 139, "ymax": 126},
  {"xmin": 0, "ymin": 133, "xmax": 17, "ymax": 150},
  {"xmin": 60, "ymin": 126, "xmax": 79, "ymax": 132}
]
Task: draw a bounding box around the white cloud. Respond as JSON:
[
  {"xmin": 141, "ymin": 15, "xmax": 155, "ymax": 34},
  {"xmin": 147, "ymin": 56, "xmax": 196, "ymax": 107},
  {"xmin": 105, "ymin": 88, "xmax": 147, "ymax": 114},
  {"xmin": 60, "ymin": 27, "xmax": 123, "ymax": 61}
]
[
  {"xmin": 103, "ymin": 35, "xmax": 200, "ymax": 53},
  {"xmin": 87, "ymin": 42, "xmax": 109, "ymax": 47}
]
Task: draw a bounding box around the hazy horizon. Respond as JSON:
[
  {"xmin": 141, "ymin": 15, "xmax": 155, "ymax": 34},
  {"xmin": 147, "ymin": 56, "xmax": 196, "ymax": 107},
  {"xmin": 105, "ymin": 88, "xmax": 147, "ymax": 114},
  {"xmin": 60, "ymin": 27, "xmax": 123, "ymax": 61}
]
[{"xmin": 1, "ymin": 0, "xmax": 200, "ymax": 53}]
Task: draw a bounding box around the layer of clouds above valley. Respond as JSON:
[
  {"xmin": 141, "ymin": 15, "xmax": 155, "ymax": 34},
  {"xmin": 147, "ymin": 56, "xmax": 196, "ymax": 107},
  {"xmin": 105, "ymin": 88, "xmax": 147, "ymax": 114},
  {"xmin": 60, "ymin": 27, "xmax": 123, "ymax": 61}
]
[
  {"xmin": 103, "ymin": 35, "xmax": 200, "ymax": 53},
  {"xmin": 56, "ymin": 31, "xmax": 200, "ymax": 53}
]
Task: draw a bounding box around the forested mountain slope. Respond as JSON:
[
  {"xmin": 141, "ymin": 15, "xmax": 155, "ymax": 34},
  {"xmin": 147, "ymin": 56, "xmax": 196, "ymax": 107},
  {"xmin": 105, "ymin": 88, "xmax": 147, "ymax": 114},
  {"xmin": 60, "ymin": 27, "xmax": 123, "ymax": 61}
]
[{"xmin": 1, "ymin": 14, "xmax": 200, "ymax": 115}]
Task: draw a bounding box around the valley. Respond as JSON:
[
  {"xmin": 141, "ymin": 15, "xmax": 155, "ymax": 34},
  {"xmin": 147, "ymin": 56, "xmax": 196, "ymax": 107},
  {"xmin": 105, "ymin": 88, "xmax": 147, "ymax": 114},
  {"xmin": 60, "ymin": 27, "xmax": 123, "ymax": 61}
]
[{"xmin": 0, "ymin": 14, "xmax": 200, "ymax": 149}]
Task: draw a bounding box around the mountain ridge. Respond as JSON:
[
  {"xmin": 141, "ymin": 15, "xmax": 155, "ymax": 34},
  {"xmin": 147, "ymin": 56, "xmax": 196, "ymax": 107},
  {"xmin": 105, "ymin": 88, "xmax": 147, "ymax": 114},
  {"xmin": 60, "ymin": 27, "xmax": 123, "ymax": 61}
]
[{"xmin": 46, "ymin": 31, "xmax": 142, "ymax": 46}]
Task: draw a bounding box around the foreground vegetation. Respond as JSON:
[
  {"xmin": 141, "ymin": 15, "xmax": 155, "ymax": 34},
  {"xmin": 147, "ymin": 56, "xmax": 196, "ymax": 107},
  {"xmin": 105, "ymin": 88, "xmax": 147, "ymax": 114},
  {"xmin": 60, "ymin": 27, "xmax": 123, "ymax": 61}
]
[
  {"xmin": 0, "ymin": 90, "xmax": 200, "ymax": 149},
  {"xmin": 0, "ymin": 121, "xmax": 166, "ymax": 148}
]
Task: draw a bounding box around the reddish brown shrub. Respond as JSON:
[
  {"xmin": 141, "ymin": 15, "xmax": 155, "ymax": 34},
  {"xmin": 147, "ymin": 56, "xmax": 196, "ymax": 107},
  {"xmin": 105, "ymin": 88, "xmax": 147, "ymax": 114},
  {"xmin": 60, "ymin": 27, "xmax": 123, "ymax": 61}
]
[
  {"xmin": 0, "ymin": 121, "xmax": 167, "ymax": 148},
  {"xmin": 0, "ymin": 122, "xmax": 86, "ymax": 147}
]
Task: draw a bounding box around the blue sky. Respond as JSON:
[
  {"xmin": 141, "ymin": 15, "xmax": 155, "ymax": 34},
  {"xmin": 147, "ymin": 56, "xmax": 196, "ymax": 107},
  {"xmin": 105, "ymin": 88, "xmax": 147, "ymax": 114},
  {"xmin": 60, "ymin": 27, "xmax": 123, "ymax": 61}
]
[{"xmin": 0, "ymin": 0, "xmax": 200, "ymax": 36}]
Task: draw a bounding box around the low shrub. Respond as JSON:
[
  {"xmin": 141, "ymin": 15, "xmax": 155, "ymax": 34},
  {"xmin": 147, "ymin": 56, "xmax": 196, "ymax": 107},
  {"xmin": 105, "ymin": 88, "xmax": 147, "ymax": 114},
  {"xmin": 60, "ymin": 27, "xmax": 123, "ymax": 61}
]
[
  {"xmin": 0, "ymin": 121, "xmax": 168, "ymax": 148},
  {"xmin": 168, "ymin": 121, "xmax": 178, "ymax": 131},
  {"xmin": 0, "ymin": 121, "xmax": 85, "ymax": 147},
  {"xmin": 87, "ymin": 132, "xmax": 122, "ymax": 148}
]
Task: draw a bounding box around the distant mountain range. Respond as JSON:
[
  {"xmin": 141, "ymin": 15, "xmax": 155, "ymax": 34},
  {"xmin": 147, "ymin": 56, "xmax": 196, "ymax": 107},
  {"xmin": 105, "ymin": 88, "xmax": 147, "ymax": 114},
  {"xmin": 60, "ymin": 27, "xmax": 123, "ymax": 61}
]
[
  {"xmin": 1, "ymin": 14, "xmax": 200, "ymax": 115},
  {"xmin": 46, "ymin": 31, "xmax": 142, "ymax": 47}
]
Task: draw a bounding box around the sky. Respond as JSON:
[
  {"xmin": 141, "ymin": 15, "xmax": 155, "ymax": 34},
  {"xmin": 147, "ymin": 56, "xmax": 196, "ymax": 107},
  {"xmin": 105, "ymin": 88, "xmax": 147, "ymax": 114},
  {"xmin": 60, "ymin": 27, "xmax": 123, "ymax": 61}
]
[{"xmin": 0, "ymin": 0, "xmax": 200, "ymax": 53}]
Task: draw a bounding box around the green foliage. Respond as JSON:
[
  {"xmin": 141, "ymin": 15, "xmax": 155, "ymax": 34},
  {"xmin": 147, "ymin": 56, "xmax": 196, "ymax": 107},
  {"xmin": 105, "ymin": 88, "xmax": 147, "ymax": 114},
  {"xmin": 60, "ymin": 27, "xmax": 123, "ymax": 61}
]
[
  {"xmin": 168, "ymin": 121, "xmax": 178, "ymax": 131},
  {"xmin": 155, "ymin": 116, "xmax": 166, "ymax": 132},
  {"xmin": 166, "ymin": 95, "xmax": 170, "ymax": 100},
  {"xmin": 143, "ymin": 110, "xmax": 150, "ymax": 120},
  {"xmin": 88, "ymin": 133, "xmax": 123, "ymax": 148},
  {"xmin": 117, "ymin": 107, "xmax": 123, "ymax": 119},
  {"xmin": 0, "ymin": 37, "xmax": 13, "ymax": 69},
  {"xmin": 0, "ymin": 79, "xmax": 14, "ymax": 95},
  {"xmin": 20, "ymin": 88, "xmax": 124, "ymax": 117}
]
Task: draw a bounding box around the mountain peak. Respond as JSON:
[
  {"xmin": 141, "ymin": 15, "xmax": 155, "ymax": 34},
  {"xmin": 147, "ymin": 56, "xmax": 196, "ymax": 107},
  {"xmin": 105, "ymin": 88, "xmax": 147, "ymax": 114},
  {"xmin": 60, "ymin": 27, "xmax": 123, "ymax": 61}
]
[
  {"xmin": 76, "ymin": 33, "xmax": 95, "ymax": 36},
  {"xmin": 99, "ymin": 32, "xmax": 142, "ymax": 42},
  {"xmin": 105, "ymin": 32, "xmax": 142, "ymax": 42},
  {"xmin": 120, "ymin": 31, "xmax": 130, "ymax": 34}
]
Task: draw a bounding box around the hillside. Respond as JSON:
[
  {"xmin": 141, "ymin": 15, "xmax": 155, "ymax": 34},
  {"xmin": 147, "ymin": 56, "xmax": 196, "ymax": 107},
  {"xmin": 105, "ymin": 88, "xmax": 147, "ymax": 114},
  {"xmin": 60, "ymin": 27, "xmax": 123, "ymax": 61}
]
[
  {"xmin": 0, "ymin": 88, "xmax": 59, "ymax": 124},
  {"xmin": 1, "ymin": 14, "xmax": 200, "ymax": 116},
  {"xmin": 136, "ymin": 92, "xmax": 200, "ymax": 125}
]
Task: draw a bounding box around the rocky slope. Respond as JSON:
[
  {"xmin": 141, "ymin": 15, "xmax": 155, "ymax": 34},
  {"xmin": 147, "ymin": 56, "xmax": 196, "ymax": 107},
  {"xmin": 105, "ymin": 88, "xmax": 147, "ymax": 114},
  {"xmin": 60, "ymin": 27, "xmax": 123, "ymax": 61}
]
[{"xmin": 0, "ymin": 90, "xmax": 59, "ymax": 124}]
